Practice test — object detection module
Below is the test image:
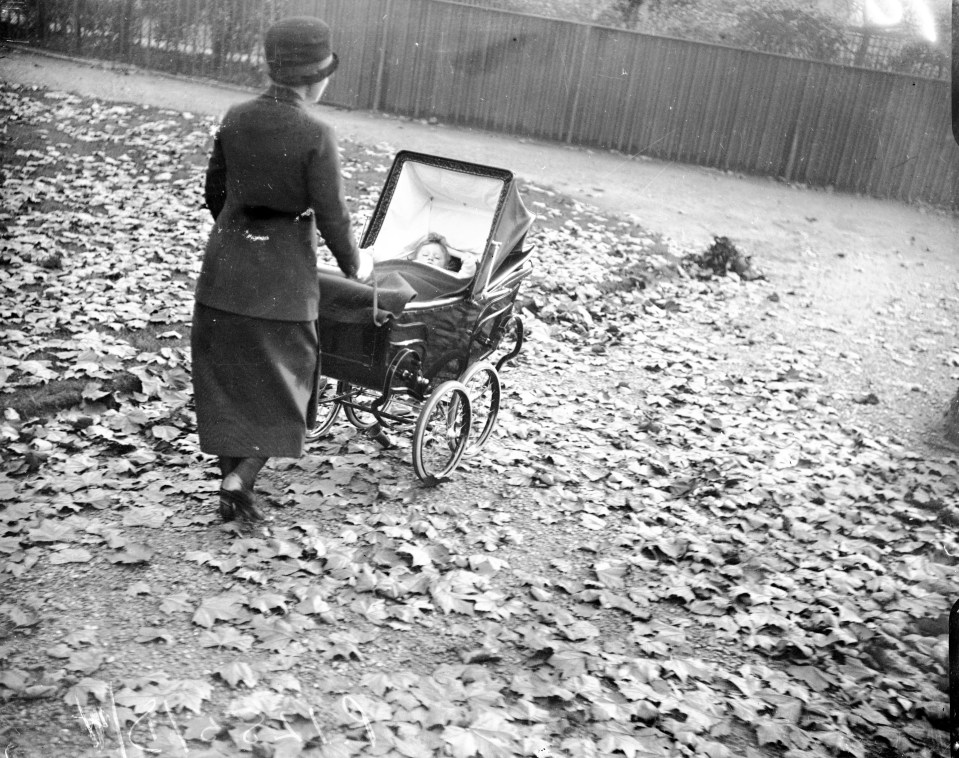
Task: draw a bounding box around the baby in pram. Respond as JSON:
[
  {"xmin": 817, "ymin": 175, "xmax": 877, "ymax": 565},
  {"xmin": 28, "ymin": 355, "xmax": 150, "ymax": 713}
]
[{"xmin": 405, "ymin": 233, "xmax": 478, "ymax": 278}]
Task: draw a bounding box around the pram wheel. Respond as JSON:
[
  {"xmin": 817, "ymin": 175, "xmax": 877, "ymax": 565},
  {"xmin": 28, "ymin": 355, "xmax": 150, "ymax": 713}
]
[
  {"xmin": 306, "ymin": 377, "xmax": 341, "ymax": 441},
  {"xmin": 455, "ymin": 361, "xmax": 501, "ymax": 455},
  {"xmin": 341, "ymin": 382, "xmax": 383, "ymax": 431},
  {"xmin": 342, "ymin": 349, "xmax": 419, "ymax": 431},
  {"xmin": 412, "ymin": 381, "xmax": 472, "ymax": 482}
]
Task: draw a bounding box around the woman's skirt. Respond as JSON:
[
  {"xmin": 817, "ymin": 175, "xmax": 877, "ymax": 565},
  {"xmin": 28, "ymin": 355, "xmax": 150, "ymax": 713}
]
[{"xmin": 191, "ymin": 302, "xmax": 318, "ymax": 458}]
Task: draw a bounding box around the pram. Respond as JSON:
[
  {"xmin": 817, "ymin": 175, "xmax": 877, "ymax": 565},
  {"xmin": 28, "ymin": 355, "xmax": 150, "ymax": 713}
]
[{"xmin": 309, "ymin": 151, "xmax": 535, "ymax": 482}]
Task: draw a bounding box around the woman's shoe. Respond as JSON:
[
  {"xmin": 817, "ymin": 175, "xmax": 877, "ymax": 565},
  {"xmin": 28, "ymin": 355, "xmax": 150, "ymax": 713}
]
[
  {"xmin": 218, "ymin": 496, "xmax": 236, "ymax": 523},
  {"xmin": 219, "ymin": 486, "xmax": 265, "ymax": 524}
]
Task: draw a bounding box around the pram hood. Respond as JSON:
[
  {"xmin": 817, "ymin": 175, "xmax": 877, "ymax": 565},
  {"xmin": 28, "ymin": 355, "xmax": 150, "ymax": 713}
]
[{"xmin": 362, "ymin": 151, "xmax": 534, "ymax": 294}]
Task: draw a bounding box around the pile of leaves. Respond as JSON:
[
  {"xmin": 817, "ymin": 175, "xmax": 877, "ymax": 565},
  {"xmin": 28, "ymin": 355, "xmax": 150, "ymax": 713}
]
[
  {"xmin": 682, "ymin": 236, "xmax": 763, "ymax": 281},
  {"xmin": 1, "ymin": 82, "xmax": 958, "ymax": 758}
]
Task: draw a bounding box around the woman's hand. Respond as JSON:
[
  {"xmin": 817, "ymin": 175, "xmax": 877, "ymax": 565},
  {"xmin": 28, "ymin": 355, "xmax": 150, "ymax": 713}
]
[{"xmin": 353, "ymin": 248, "xmax": 374, "ymax": 282}]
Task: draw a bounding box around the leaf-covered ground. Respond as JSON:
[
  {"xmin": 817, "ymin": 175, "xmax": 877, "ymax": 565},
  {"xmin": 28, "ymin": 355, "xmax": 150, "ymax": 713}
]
[{"xmin": 2, "ymin": 82, "xmax": 959, "ymax": 758}]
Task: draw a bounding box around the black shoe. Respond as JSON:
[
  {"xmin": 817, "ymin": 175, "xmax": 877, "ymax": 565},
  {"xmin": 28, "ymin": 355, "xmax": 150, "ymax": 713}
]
[
  {"xmin": 219, "ymin": 487, "xmax": 265, "ymax": 524},
  {"xmin": 218, "ymin": 497, "xmax": 235, "ymax": 523}
]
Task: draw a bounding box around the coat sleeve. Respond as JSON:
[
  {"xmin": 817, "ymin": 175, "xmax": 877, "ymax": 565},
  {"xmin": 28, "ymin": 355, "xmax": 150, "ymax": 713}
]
[
  {"xmin": 307, "ymin": 126, "xmax": 360, "ymax": 278},
  {"xmin": 204, "ymin": 130, "xmax": 227, "ymax": 221}
]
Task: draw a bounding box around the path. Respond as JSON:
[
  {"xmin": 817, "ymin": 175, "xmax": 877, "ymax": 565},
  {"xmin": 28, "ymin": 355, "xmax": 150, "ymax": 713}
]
[{"xmin": 2, "ymin": 43, "xmax": 958, "ymax": 450}]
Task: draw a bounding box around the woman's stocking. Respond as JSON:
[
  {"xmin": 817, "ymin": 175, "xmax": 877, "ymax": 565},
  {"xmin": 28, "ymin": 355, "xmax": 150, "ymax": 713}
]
[{"xmin": 222, "ymin": 457, "xmax": 268, "ymax": 493}]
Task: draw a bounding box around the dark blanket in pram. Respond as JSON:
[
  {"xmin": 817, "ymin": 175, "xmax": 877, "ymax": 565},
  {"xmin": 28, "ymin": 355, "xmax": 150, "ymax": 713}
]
[
  {"xmin": 316, "ymin": 269, "xmax": 418, "ymax": 325},
  {"xmin": 374, "ymin": 260, "xmax": 471, "ymax": 302}
]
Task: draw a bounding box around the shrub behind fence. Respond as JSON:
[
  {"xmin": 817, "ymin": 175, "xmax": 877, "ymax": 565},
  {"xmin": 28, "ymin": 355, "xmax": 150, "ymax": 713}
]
[{"xmin": 5, "ymin": 0, "xmax": 957, "ymax": 208}]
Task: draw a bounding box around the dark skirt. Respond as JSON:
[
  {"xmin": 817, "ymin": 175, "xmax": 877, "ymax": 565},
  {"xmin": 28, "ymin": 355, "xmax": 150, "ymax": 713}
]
[{"xmin": 191, "ymin": 302, "xmax": 319, "ymax": 458}]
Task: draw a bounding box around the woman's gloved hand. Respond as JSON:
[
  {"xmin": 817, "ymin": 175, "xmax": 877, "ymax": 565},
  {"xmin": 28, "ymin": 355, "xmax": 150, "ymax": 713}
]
[{"xmin": 353, "ymin": 248, "xmax": 374, "ymax": 282}]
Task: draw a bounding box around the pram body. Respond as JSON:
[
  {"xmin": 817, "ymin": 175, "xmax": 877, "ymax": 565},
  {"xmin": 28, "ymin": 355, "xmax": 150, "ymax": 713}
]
[{"xmin": 310, "ymin": 151, "xmax": 535, "ymax": 481}]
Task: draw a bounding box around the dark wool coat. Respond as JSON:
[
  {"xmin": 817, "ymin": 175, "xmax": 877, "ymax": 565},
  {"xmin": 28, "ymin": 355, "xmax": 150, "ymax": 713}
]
[
  {"xmin": 191, "ymin": 84, "xmax": 358, "ymax": 457},
  {"xmin": 195, "ymin": 84, "xmax": 360, "ymax": 321}
]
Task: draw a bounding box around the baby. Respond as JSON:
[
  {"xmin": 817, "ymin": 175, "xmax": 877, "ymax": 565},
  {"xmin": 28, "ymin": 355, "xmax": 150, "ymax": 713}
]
[
  {"xmin": 412, "ymin": 235, "xmax": 452, "ymax": 268},
  {"xmin": 408, "ymin": 233, "xmax": 477, "ymax": 278}
]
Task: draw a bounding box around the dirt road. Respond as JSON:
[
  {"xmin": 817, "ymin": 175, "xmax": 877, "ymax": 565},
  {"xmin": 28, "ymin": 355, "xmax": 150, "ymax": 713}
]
[{"xmin": 3, "ymin": 43, "xmax": 958, "ymax": 450}]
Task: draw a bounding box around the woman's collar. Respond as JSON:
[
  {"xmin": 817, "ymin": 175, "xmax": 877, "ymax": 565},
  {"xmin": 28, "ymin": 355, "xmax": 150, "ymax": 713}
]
[{"xmin": 264, "ymin": 83, "xmax": 304, "ymax": 106}]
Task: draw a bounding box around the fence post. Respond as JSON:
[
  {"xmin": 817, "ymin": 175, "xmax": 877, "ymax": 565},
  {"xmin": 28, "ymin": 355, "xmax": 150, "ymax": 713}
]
[
  {"xmin": 371, "ymin": 0, "xmax": 394, "ymax": 113},
  {"xmin": 259, "ymin": 0, "xmax": 269, "ymax": 77},
  {"xmin": 144, "ymin": 4, "xmax": 151, "ymax": 68},
  {"xmin": 118, "ymin": 0, "xmax": 130, "ymax": 60},
  {"xmin": 36, "ymin": 0, "xmax": 47, "ymax": 42},
  {"xmin": 170, "ymin": 0, "xmax": 180, "ymax": 74},
  {"xmin": 783, "ymin": 127, "xmax": 800, "ymax": 183},
  {"xmin": 73, "ymin": 0, "xmax": 81, "ymax": 52},
  {"xmin": 564, "ymin": 23, "xmax": 591, "ymax": 145}
]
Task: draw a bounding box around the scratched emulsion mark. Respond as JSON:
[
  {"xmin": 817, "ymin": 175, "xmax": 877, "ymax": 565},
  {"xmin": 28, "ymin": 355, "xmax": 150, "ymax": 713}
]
[
  {"xmin": 451, "ymin": 33, "xmax": 535, "ymax": 74},
  {"xmin": 66, "ymin": 686, "xmax": 374, "ymax": 755}
]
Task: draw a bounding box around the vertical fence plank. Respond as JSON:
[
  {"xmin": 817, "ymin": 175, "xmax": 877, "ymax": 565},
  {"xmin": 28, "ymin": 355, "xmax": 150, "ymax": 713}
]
[
  {"xmin": 72, "ymin": 0, "xmax": 81, "ymax": 52},
  {"xmin": 564, "ymin": 24, "xmax": 590, "ymax": 144},
  {"xmin": 372, "ymin": 0, "xmax": 393, "ymax": 112}
]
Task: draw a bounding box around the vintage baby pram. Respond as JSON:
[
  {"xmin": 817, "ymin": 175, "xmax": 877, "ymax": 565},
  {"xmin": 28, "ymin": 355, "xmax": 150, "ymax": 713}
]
[{"xmin": 309, "ymin": 151, "xmax": 535, "ymax": 482}]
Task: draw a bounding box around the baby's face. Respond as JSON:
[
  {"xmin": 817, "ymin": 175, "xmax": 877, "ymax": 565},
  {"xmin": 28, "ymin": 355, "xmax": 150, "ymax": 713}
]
[{"xmin": 415, "ymin": 242, "xmax": 449, "ymax": 267}]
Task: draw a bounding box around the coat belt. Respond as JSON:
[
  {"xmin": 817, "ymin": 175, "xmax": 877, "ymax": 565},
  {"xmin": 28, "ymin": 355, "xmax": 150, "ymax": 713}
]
[{"xmin": 244, "ymin": 205, "xmax": 303, "ymax": 220}]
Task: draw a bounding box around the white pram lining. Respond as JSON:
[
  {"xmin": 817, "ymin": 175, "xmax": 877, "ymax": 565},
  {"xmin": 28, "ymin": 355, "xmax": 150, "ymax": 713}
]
[{"xmin": 369, "ymin": 161, "xmax": 502, "ymax": 266}]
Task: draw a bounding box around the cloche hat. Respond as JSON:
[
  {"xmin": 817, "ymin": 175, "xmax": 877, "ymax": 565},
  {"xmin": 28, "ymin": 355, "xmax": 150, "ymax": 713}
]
[{"xmin": 265, "ymin": 17, "xmax": 339, "ymax": 86}]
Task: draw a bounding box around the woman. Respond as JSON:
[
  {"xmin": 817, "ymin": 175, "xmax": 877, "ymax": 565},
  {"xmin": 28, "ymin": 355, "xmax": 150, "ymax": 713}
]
[{"xmin": 191, "ymin": 16, "xmax": 372, "ymax": 523}]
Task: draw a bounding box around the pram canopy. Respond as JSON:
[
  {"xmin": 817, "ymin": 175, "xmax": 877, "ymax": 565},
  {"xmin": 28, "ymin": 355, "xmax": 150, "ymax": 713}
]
[{"xmin": 362, "ymin": 151, "xmax": 535, "ymax": 297}]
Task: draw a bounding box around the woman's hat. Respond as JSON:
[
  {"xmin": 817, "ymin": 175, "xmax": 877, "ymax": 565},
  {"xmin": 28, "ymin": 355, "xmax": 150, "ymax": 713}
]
[{"xmin": 265, "ymin": 17, "xmax": 339, "ymax": 86}]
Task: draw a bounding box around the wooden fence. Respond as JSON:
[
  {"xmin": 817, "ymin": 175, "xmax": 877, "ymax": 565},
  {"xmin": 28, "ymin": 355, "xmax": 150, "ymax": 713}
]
[{"xmin": 11, "ymin": 0, "xmax": 959, "ymax": 208}]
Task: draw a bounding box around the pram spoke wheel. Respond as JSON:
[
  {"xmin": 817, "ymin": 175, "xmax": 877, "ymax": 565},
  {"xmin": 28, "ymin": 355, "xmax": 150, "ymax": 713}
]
[
  {"xmin": 306, "ymin": 377, "xmax": 341, "ymax": 441},
  {"xmin": 341, "ymin": 382, "xmax": 387, "ymax": 431},
  {"xmin": 455, "ymin": 361, "xmax": 500, "ymax": 455},
  {"xmin": 412, "ymin": 381, "xmax": 472, "ymax": 482}
]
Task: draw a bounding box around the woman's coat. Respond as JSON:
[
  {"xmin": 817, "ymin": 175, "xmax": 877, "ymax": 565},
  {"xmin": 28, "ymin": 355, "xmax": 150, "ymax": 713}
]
[{"xmin": 195, "ymin": 84, "xmax": 360, "ymax": 321}]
